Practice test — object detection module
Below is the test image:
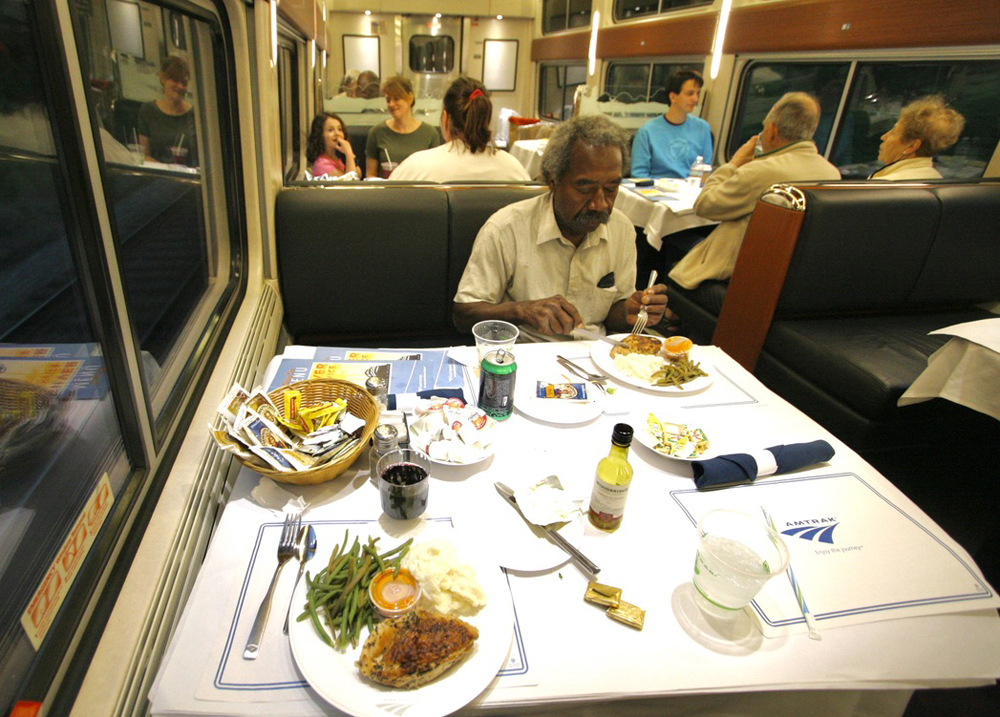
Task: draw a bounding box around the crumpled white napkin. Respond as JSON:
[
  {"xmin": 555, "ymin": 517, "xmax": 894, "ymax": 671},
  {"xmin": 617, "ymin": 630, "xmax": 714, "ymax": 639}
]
[{"xmin": 250, "ymin": 478, "xmax": 308, "ymax": 513}]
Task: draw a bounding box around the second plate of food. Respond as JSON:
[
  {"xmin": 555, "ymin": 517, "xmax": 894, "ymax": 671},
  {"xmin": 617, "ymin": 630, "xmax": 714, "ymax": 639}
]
[{"xmin": 590, "ymin": 334, "xmax": 714, "ymax": 394}]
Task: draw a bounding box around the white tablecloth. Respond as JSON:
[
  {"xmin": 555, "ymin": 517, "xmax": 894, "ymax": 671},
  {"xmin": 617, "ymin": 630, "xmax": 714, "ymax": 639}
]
[
  {"xmin": 898, "ymin": 318, "xmax": 1000, "ymax": 421},
  {"xmin": 509, "ymin": 139, "xmax": 548, "ymax": 180},
  {"xmin": 150, "ymin": 343, "xmax": 1000, "ymax": 717},
  {"xmin": 614, "ymin": 184, "xmax": 717, "ymax": 251}
]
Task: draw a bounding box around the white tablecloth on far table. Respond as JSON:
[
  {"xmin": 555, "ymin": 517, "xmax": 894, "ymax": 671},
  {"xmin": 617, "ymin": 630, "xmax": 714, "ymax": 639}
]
[
  {"xmin": 614, "ymin": 184, "xmax": 717, "ymax": 251},
  {"xmin": 898, "ymin": 318, "xmax": 1000, "ymax": 421},
  {"xmin": 149, "ymin": 343, "xmax": 1000, "ymax": 717},
  {"xmin": 509, "ymin": 139, "xmax": 548, "ymax": 180}
]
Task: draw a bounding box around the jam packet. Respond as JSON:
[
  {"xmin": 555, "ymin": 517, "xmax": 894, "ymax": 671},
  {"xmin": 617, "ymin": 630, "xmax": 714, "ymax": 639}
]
[{"xmin": 536, "ymin": 381, "xmax": 588, "ymax": 401}]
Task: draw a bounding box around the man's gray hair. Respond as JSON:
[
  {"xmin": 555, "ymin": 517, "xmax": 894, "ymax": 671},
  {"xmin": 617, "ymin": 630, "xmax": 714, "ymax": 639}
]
[
  {"xmin": 540, "ymin": 114, "xmax": 631, "ymax": 184},
  {"xmin": 764, "ymin": 92, "xmax": 821, "ymax": 142}
]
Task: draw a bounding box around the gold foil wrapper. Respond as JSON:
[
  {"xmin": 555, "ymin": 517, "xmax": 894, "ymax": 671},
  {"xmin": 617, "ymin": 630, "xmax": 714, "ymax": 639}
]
[
  {"xmin": 607, "ymin": 600, "xmax": 645, "ymax": 630},
  {"xmin": 584, "ymin": 581, "xmax": 622, "ymax": 608}
]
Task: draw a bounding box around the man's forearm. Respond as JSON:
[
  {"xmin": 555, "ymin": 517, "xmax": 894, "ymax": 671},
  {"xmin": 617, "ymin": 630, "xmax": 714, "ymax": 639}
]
[{"xmin": 452, "ymin": 301, "xmax": 522, "ymax": 334}]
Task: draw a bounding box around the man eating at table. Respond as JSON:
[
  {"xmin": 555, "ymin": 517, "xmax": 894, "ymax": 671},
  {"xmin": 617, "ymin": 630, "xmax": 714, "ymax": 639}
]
[{"xmin": 452, "ymin": 115, "xmax": 667, "ymax": 340}]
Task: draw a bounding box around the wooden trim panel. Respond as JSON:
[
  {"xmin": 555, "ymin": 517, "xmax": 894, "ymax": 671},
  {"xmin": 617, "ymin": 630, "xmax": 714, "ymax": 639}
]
[
  {"xmin": 531, "ymin": 30, "xmax": 591, "ymax": 62},
  {"xmin": 598, "ymin": 14, "xmax": 717, "ymax": 58},
  {"xmin": 728, "ymin": 0, "xmax": 1000, "ymax": 53},
  {"xmin": 712, "ymin": 201, "xmax": 806, "ymax": 372}
]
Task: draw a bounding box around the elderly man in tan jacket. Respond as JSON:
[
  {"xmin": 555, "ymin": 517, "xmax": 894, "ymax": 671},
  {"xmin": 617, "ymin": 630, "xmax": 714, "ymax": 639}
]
[{"xmin": 669, "ymin": 92, "xmax": 841, "ymax": 290}]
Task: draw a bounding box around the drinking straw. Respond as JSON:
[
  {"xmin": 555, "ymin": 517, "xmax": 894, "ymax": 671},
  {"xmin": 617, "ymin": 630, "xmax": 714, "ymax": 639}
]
[
  {"xmin": 761, "ymin": 507, "xmax": 822, "ymax": 640},
  {"xmin": 176, "ymin": 133, "xmax": 186, "ymax": 150},
  {"xmin": 384, "ymin": 148, "xmax": 392, "ymax": 172}
]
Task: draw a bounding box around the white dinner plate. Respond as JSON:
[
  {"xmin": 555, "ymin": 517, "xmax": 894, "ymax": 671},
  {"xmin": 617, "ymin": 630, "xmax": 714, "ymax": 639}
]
[
  {"xmin": 513, "ymin": 363, "xmax": 602, "ymax": 425},
  {"xmin": 410, "ymin": 410, "xmax": 498, "ymax": 466},
  {"xmin": 590, "ymin": 335, "xmax": 714, "ymax": 394},
  {"xmin": 633, "ymin": 414, "xmax": 716, "ymax": 462},
  {"xmin": 289, "ymin": 521, "xmax": 514, "ymax": 717}
]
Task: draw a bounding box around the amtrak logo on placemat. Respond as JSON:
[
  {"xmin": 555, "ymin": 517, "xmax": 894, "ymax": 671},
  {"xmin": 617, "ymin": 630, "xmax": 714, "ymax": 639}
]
[{"xmin": 781, "ymin": 518, "xmax": 839, "ymax": 544}]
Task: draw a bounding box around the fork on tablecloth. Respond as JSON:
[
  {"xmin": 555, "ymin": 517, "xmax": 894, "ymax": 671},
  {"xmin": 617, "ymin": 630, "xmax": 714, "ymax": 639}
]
[{"xmin": 243, "ymin": 512, "xmax": 301, "ymax": 659}]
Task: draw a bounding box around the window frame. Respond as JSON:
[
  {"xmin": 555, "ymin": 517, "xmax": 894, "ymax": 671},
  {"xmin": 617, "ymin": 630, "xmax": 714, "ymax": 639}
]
[
  {"xmin": 542, "ymin": 0, "xmax": 592, "ymax": 35},
  {"xmin": 612, "ymin": 0, "xmax": 713, "ymax": 22}
]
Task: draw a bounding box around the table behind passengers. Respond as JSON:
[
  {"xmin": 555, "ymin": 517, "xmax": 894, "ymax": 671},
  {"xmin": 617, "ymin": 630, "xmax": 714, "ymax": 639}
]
[{"xmin": 150, "ymin": 342, "xmax": 1000, "ymax": 717}]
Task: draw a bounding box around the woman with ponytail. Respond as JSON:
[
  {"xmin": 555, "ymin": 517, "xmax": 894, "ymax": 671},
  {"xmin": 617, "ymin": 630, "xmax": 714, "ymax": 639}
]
[{"xmin": 390, "ymin": 77, "xmax": 531, "ymax": 182}]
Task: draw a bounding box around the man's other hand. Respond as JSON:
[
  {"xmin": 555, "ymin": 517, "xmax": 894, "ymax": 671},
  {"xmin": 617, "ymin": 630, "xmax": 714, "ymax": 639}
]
[
  {"xmin": 626, "ymin": 284, "xmax": 668, "ymax": 327},
  {"xmin": 519, "ymin": 295, "xmax": 585, "ymax": 336}
]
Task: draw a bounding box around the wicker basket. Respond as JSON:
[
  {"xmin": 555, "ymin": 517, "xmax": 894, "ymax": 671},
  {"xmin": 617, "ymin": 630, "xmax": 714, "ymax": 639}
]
[{"xmin": 234, "ymin": 379, "xmax": 379, "ymax": 486}]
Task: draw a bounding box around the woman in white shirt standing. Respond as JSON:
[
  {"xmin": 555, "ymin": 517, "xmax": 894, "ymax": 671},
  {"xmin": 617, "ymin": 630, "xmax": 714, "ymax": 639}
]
[{"xmin": 390, "ymin": 77, "xmax": 531, "ymax": 183}]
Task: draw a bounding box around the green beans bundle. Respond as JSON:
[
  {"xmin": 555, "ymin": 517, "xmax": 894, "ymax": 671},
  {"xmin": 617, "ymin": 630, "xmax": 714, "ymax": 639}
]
[
  {"xmin": 653, "ymin": 356, "xmax": 708, "ymax": 389},
  {"xmin": 298, "ymin": 530, "xmax": 412, "ymax": 651}
]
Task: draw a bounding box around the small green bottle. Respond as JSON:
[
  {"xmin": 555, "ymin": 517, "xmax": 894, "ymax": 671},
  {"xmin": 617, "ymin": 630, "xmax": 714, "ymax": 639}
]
[{"xmin": 588, "ymin": 423, "xmax": 634, "ymax": 532}]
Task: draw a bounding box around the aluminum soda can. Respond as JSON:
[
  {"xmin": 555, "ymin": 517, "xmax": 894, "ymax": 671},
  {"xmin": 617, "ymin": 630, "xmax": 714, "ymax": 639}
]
[{"xmin": 478, "ymin": 349, "xmax": 516, "ymax": 421}]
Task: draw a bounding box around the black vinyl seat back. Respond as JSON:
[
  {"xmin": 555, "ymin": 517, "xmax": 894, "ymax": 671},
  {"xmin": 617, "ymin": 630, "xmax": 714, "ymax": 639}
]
[
  {"xmin": 776, "ymin": 184, "xmax": 941, "ymax": 317},
  {"xmin": 276, "ymin": 186, "xmax": 450, "ymax": 340}
]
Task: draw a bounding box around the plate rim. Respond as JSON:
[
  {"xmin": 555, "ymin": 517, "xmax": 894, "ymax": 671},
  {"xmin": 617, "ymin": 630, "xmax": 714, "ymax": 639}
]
[{"xmin": 633, "ymin": 414, "xmax": 715, "ymax": 462}]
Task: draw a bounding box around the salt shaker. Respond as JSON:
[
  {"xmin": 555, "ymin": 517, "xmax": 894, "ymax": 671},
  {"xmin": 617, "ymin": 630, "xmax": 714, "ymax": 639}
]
[{"xmin": 365, "ymin": 375, "xmax": 388, "ymax": 413}]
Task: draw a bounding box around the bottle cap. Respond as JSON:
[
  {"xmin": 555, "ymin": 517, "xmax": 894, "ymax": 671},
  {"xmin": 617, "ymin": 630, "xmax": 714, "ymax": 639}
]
[
  {"xmin": 611, "ymin": 423, "xmax": 633, "ymax": 446},
  {"xmin": 373, "ymin": 424, "xmax": 399, "ymax": 451}
]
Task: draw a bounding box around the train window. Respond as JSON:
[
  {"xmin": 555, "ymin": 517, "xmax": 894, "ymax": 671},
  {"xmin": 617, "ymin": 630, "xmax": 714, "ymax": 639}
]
[
  {"xmin": 605, "ymin": 61, "xmax": 701, "ymax": 103},
  {"xmin": 278, "ymin": 37, "xmax": 301, "ymax": 181},
  {"xmin": 539, "ymin": 63, "xmax": 588, "ymax": 121},
  {"xmin": 409, "ymin": 35, "xmax": 456, "ymax": 74},
  {"xmin": 727, "ymin": 62, "xmax": 850, "ymax": 162},
  {"xmin": 71, "ymin": 0, "xmax": 244, "ymax": 440},
  {"xmin": 613, "ymin": 0, "xmax": 712, "ymax": 21},
  {"xmin": 729, "ymin": 59, "xmax": 1000, "ymax": 179},
  {"xmin": 833, "ymin": 60, "xmax": 1000, "ymax": 179},
  {"xmin": 0, "ymin": 0, "xmax": 132, "ymax": 710},
  {"xmin": 543, "ymin": 0, "xmax": 592, "ymax": 34}
]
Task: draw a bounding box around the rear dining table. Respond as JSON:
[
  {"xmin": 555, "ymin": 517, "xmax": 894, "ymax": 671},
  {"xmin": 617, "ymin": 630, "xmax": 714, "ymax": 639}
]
[{"xmin": 149, "ymin": 341, "xmax": 1000, "ymax": 717}]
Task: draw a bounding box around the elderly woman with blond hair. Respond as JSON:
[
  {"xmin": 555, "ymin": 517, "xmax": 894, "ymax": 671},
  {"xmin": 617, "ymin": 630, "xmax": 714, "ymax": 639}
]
[{"xmin": 870, "ymin": 95, "xmax": 965, "ymax": 180}]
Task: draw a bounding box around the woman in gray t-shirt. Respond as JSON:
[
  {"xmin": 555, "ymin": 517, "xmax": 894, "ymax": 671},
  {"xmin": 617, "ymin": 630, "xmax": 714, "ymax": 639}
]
[{"xmin": 364, "ymin": 76, "xmax": 441, "ymax": 179}]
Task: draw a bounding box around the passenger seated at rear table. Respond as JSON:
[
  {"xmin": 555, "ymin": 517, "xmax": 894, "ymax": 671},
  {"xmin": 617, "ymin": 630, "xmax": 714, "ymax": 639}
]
[
  {"xmin": 389, "ymin": 77, "xmax": 531, "ymax": 183},
  {"xmin": 630, "ymin": 69, "xmax": 713, "ymax": 179},
  {"xmin": 306, "ymin": 112, "xmax": 358, "ymax": 178},
  {"xmin": 869, "ymin": 95, "xmax": 965, "ymax": 180},
  {"xmin": 365, "ymin": 76, "xmax": 441, "ymax": 179},
  {"xmin": 138, "ymin": 56, "xmax": 198, "ymax": 166},
  {"xmin": 668, "ymin": 92, "xmax": 841, "ymax": 290}
]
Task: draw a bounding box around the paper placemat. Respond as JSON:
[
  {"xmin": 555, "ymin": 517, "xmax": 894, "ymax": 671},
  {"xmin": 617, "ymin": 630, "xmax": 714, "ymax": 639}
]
[
  {"xmin": 197, "ymin": 517, "xmax": 530, "ymax": 704},
  {"xmin": 671, "ymin": 473, "xmax": 998, "ymax": 637}
]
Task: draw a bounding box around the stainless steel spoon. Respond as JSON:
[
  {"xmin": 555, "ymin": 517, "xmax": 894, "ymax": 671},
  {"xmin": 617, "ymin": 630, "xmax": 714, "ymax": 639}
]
[{"xmin": 283, "ymin": 524, "xmax": 316, "ymax": 634}]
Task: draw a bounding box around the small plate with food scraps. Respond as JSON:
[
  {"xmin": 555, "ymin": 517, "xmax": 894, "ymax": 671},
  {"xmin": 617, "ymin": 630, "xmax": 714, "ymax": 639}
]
[
  {"xmin": 634, "ymin": 413, "xmax": 714, "ymax": 461},
  {"xmin": 409, "ymin": 402, "xmax": 497, "ymax": 466},
  {"xmin": 288, "ymin": 520, "xmax": 514, "ymax": 717},
  {"xmin": 590, "ymin": 334, "xmax": 713, "ymax": 394},
  {"xmin": 513, "ymin": 361, "xmax": 603, "ymax": 425}
]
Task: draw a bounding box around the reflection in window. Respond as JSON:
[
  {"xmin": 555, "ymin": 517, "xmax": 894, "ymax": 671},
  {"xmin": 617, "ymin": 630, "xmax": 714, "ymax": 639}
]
[
  {"xmin": 539, "ymin": 63, "xmax": 588, "ymax": 121},
  {"xmin": 729, "ymin": 59, "xmax": 1000, "ymax": 179},
  {"xmin": 409, "ymin": 35, "xmax": 455, "ymax": 74},
  {"xmin": 0, "ymin": 0, "xmax": 129, "ymax": 711},
  {"xmin": 278, "ymin": 39, "xmax": 300, "ymax": 181},
  {"xmin": 543, "ymin": 0, "xmax": 592, "ymax": 34},
  {"xmin": 605, "ymin": 61, "xmax": 701, "ymax": 103},
  {"xmin": 74, "ymin": 0, "xmax": 242, "ymax": 435},
  {"xmin": 614, "ymin": 0, "xmax": 712, "ymax": 21}
]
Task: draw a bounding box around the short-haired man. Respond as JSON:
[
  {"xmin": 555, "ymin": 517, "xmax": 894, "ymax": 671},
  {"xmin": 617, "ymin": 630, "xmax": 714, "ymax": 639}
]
[
  {"xmin": 630, "ymin": 69, "xmax": 713, "ymax": 179},
  {"xmin": 668, "ymin": 92, "xmax": 841, "ymax": 289},
  {"xmin": 453, "ymin": 115, "xmax": 667, "ymax": 339}
]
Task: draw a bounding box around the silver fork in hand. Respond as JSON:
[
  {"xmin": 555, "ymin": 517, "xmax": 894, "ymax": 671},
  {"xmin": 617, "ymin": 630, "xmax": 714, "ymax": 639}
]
[
  {"xmin": 243, "ymin": 512, "xmax": 301, "ymax": 659},
  {"xmin": 631, "ymin": 269, "xmax": 658, "ymax": 335}
]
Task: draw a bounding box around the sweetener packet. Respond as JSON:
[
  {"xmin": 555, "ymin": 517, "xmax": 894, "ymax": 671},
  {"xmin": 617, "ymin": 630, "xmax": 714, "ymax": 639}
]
[
  {"xmin": 536, "ymin": 381, "xmax": 588, "ymax": 401},
  {"xmin": 218, "ymin": 382, "xmax": 250, "ymax": 424},
  {"xmin": 246, "ymin": 388, "xmax": 281, "ymax": 425},
  {"xmin": 209, "ymin": 424, "xmax": 254, "ymax": 460}
]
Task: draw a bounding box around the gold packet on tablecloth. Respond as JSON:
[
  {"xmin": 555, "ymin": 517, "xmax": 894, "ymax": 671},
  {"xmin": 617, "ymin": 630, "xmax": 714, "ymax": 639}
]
[
  {"xmin": 607, "ymin": 600, "xmax": 645, "ymax": 630},
  {"xmin": 584, "ymin": 581, "xmax": 622, "ymax": 608}
]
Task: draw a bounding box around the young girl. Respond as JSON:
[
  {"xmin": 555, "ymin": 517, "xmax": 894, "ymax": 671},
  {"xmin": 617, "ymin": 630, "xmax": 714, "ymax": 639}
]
[{"xmin": 306, "ymin": 113, "xmax": 358, "ymax": 178}]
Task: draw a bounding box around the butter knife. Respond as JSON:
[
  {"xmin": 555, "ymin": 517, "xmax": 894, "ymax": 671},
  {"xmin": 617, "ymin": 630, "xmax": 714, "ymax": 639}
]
[
  {"xmin": 572, "ymin": 328, "xmax": 627, "ymax": 348},
  {"xmin": 494, "ymin": 482, "xmax": 600, "ymax": 575}
]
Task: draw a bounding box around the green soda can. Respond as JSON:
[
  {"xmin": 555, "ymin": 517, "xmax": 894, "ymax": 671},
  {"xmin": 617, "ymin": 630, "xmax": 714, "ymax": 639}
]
[{"xmin": 478, "ymin": 349, "xmax": 516, "ymax": 421}]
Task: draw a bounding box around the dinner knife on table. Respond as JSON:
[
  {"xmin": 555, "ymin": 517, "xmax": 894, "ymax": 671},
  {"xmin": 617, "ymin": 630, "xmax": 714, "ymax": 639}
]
[
  {"xmin": 572, "ymin": 327, "xmax": 628, "ymax": 348},
  {"xmin": 494, "ymin": 482, "xmax": 600, "ymax": 575}
]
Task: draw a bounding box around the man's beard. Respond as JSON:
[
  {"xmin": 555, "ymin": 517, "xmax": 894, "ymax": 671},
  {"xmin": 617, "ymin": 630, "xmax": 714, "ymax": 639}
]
[{"xmin": 566, "ymin": 209, "xmax": 610, "ymax": 235}]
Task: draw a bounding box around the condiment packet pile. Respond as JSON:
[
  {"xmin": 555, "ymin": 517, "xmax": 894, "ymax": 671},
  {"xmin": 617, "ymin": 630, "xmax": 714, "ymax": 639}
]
[
  {"xmin": 209, "ymin": 382, "xmax": 367, "ymax": 472},
  {"xmin": 514, "ymin": 476, "xmax": 580, "ymax": 526},
  {"xmin": 410, "ymin": 397, "xmax": 495, "ymax": 464}
]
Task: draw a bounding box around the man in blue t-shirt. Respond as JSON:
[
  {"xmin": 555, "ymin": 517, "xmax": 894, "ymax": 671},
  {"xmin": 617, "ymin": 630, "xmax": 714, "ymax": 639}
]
[{"xmin": 630, "ymin": 70, "xmax": 713, "ymax": 179}]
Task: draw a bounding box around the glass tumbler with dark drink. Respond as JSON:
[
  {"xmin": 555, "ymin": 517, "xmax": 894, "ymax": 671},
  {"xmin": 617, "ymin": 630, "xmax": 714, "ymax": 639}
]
[{"xmin": 376, "ymin": 448, "xmax": 430, "ymax": 520}]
